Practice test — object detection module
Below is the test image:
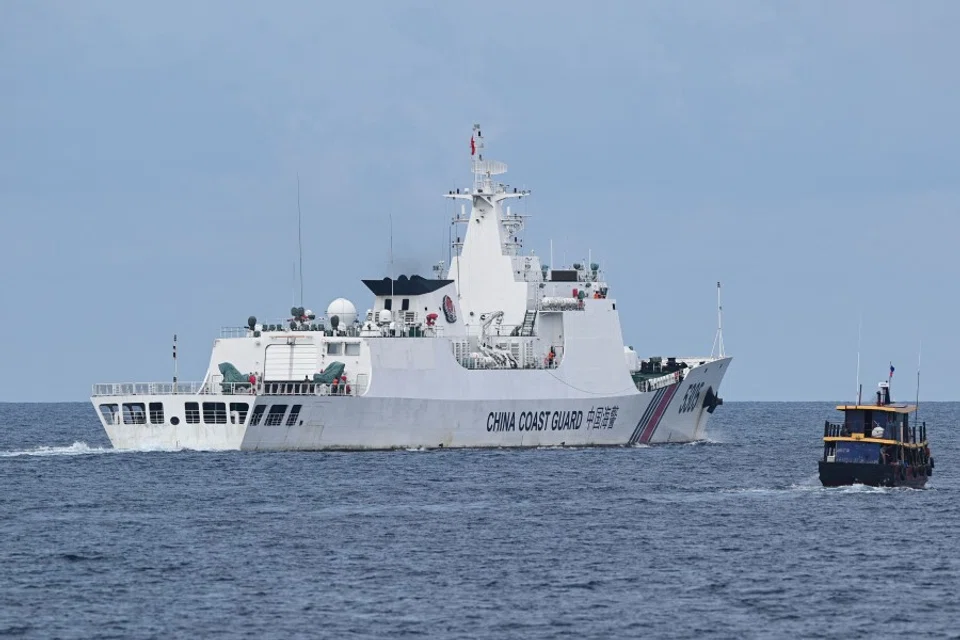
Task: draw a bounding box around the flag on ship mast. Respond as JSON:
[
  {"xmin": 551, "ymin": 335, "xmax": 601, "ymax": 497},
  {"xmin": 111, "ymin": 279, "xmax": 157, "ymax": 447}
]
[
  {"xmin": 470, "ymin": 135, "xmax": 476, "ymax": 156},
  {"xmin": 889, "ymin": 362, "xmax": 895, "ymax": 378}
]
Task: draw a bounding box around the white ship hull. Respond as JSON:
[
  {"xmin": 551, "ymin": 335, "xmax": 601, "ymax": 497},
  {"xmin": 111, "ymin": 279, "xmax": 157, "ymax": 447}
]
[
  {"xmin": 90, "ymin": 125, "xmax": 733, "ymax": 452},
  {"xmin": 93, "ymin": 357, "xmax": 729, "ymax": 451}
]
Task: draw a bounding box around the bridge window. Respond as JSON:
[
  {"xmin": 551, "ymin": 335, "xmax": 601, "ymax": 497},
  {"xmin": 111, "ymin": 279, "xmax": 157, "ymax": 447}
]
[
  {"xmin": 203, "ymin": 402, "xmax": 227, "ymax": 424},
  {"xmin": 149, "ymin": 402, "xmax": 164, "ymax": 425},
  {"xmin": 185, "ymin": 402, "xmax": 200, "ymax": 424},
  {"xmin": 401, "ymin": 298, "xmax": 410, "ymax": 311},
  {"xmin": 286, "ymin": 404, "xmax": 302, "ymax": 426},
  {"xmin": 345, "ymin": 342, "xmax": 361, "ymax": 356},
  {"xmin": 327, "ymin": 342, "xmax": 343, "ymax": 355},
  {"xmin": 99, "ymin": 404, "xmax": 119, "ymax": 425},
  {"xmin": 122, "ymin": 403, "xmax": 146, "ymax": 425},
  {"xmin": 229, "ymin": 403, "xmax": 249, "ymax": 424},
  {"xmin": 249, "ymin": 405, "xmax": 266, "ymax": 426},
  {"xmin": 384, "ymin": 298, "xmax": 393, "ymax": 311},
  {"xmin": 265, "ymin": 404, "xmax": 287, "ymax": 426}
]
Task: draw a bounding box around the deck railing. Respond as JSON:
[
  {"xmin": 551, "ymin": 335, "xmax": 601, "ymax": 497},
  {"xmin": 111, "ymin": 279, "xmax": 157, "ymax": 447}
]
[
  {"xmin": 259, "ymin": 379, "xmax": 367, "ymax": 397},
  {"xmin": 91, "ymin": 381, "xmax": 255, "ymax": 397},
  {"xmin": 92, "ymin": 378, "xmax": 369, "ymax": 398}
]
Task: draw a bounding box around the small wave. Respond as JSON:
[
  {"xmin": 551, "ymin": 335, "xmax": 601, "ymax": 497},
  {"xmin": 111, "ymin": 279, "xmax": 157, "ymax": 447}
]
[
  {"xmin": 816, "ymin": 483, "xmax": 893, "ymax": 494},
  {"xmin": 725, "ymin": 481, "xmax": 896, "ymax": 496},
  {"xmin": 0, "ymin": 442, "xmax": 114, "ymax": 458}
]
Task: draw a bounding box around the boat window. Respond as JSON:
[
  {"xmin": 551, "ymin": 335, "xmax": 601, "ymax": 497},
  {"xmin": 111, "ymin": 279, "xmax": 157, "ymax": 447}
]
[
  {"xmin": 401, "ymin": 298, "xmax": 410, "ymax": 311},
  {"xmin": 185, "ymin": 402, "xmax": 200, "ymax": 424},
  {"xmin": 249, "ymin": 405, "xmax": 266, "ymax": 426},
  {"xmin": 345, "ymin": 342, "xmax": 361, "ymax": 356},
  {"xmin": 99, "ymin": 404, "xmax": 119, "ymax": 425},
  {"xmin": 265, "ymin": 405, "xmax": 287, "ymax": 426},
  {"xmin": 835, "ymin": 441, "xmax": 881, "ymax": 463},
  {"xmin": 286, "ymin": 404, "xmax": 302, "ymax": 426},
  {"xmin": 122, "ymin": 403, "xmax": 147, "ymax": 425},
  {"xmin": 229, "ymin": 403, "xmax": 249, "ymax": 424},
  {"xmin": 384, "ymin": 298, "xmax": 393, "ymax": 311},
  {"xmin": 327, "ymin": 342, "xmax": 343, "ymax": 355},
  {"xmin": 149, "ymin": 402, "xmax": 164, "ymax": 425},
  {"xmin": 202, "ymin": 402, "xmax": 227, "ymax": 424}
]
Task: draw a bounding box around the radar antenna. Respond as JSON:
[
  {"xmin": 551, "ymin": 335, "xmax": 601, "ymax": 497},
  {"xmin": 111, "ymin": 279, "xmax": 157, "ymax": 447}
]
[
  {"xmin": 710, "ymin": 281, "xmax": 726, "ymax": 359},
  {"xmin": 471, "ymin": 124, "xmax": 507, "ymax": 191}
]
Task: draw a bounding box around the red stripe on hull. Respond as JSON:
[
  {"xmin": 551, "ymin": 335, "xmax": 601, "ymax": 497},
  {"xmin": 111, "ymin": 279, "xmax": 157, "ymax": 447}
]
[{"xmin": 638, "ymin": 383, "xmax": 679, "ymax": 444}]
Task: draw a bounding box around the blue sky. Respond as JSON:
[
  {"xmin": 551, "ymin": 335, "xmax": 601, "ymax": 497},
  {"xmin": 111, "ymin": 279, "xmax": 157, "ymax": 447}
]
[{"xmin": 1, "ymin": 1, "xmax": 957, "ymax": 402}]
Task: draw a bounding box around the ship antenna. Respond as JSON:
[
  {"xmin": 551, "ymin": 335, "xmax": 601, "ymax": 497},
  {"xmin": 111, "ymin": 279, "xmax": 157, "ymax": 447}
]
[
  {"xmin": 855, "ymin": 312, "xmax": 862, "ymax": 404},
  {"xmin": 710, "ymin": 281, "xmax": 725, "ymax": 359},
  {"xmin": 172, "ymin": 333, "xmax": 178, "ymax": 393},
  {"xmin": 297, "ymin": 173, "xmax": 304, "ymax": 306},
  {"xmin": 915, "ymin": 340, "xmax": 922, "ymax": 424},
  {"xmin": 389, "ymin": 212, "xmax": 394, "ymax": 298}
]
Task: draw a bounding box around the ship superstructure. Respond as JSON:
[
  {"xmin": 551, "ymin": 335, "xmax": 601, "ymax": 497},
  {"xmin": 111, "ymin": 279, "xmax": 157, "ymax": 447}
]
[{"xmin": 91, "ymin": 125, "xmax": 731, "ymax": 450}]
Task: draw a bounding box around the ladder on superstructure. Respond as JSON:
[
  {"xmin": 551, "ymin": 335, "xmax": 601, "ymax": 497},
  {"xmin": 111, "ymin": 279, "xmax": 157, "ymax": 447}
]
[{"xmin": 520, "ymin": 310, "xmax": 537, "ymax": 337}]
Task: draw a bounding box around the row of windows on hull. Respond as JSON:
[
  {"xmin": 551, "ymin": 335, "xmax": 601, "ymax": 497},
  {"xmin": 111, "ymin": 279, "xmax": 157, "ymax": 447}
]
[
  {"xmin": 249, "ymin": 404, "xmax": 301, "ymax": 427},
  {"xmin": 99, "ymin": 401, "xmax": 250, "ymax": 426},
  {"xmin": 99, "ymin": 402, "xmax": 304, "ymax": 428}
]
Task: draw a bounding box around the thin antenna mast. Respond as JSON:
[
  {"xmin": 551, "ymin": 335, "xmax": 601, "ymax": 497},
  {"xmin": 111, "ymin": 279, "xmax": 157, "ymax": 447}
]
[
  {"xmin": 456, "ymin": 204, "xmax": 463, "ymax": 298},
  {"xmin": 915, "ymin": 340, "xmax": 922, "ymax": 424},
  {"xmin": 297, "ymin": 173, "xmax": 303, "ymax": 306},
  {"xmin": 172, "ymin": 334, "xmax": 178, "ymax": 393},
  {"xmin": 856, "ymin": 312, "xmax": 862, "ymax": 404},
  {"xmin": 711, "ymin": 281, "xmax": 725, "ymax": 358},
  {"xmin": 389, "ymin": 212, "xmax": 394, "ymax": 299}
]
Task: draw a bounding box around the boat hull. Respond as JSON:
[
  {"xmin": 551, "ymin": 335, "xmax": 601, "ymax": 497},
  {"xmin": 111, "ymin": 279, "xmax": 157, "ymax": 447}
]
[
  {"xmin": 818, "ymin": 461, "xmax": 931, "ymax": 488},
  {"xmin": 91, "ymin": 358, "xmax": 730, "ymax": 451}
]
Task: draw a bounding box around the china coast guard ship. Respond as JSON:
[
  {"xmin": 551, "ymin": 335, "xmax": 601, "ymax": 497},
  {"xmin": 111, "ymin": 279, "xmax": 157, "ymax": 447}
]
[{"xmin": 91, "ymin": 125, "xmax": 732, "ymax": 450}]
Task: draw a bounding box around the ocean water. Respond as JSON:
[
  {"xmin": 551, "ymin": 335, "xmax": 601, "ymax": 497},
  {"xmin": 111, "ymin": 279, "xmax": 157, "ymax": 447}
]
[{"xmin": 1, "ymin": 401, "xmax": 958, "ymax": 639}]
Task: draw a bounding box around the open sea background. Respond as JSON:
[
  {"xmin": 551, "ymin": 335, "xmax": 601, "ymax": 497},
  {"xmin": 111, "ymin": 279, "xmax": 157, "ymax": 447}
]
[{"xmin": 1, "ymin": 401, "xmax": 958, "ymax": 639}]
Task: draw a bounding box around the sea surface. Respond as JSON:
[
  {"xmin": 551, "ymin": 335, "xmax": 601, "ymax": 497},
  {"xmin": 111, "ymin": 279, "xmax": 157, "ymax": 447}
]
[{"xmin": 1, "ymin": 401, "xmax": 958, "ymax": 639}]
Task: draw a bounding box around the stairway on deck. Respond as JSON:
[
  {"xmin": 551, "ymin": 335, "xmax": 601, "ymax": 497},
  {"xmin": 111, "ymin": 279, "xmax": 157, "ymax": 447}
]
[{"xmin": 520, "ymin": 310, "xmax": 537, "ymax": 337}]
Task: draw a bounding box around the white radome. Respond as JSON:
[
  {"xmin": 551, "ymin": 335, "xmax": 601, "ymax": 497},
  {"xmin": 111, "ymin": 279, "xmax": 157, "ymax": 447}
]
[{"xmin": 327, "ymin": 298, "xmax": 358, "ymax": 326}]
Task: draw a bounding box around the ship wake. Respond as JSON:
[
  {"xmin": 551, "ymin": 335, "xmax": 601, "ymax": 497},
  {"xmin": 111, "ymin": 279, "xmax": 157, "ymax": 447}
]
[{"xmin": 0, "ymin": 442, "xmax": 116, "ymax": 458}]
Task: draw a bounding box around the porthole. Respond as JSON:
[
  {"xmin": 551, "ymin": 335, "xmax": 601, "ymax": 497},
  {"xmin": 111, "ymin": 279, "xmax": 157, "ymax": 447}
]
[{"xmin": 170, "ymin": 416, "xmax": 181, "ymax": 425}]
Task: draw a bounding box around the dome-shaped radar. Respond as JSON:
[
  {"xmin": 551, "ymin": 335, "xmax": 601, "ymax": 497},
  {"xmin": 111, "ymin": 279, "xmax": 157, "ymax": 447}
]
[{"xmin": 327, "ymin": 298, "xmax": 358, "ymax": 326}]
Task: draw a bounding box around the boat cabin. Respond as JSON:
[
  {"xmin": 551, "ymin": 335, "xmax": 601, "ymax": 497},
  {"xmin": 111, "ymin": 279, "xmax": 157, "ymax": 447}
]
[{"xmin": 822, "ymin": 382, "xmax": 929, "ymax": 467}]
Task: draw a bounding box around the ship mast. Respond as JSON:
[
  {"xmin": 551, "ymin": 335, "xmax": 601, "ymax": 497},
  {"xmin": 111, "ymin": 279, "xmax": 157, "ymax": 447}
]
[{"xmin": 711, "ymin": 281, "xmax": 725, "ymax": 359}]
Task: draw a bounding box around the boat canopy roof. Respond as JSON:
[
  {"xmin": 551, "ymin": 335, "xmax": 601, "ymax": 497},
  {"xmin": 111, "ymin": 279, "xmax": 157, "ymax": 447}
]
[{"xmin": 835, "ymin": 404, "xmax": 916, "ymax": 414}]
